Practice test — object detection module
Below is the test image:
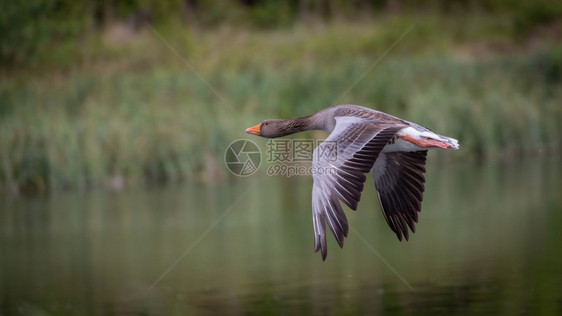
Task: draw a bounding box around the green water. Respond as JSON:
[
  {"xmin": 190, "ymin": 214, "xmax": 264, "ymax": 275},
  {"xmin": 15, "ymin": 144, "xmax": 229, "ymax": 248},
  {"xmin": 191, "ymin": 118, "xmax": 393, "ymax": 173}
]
[{"xmin": 1, "ymin": 156, "xmax": 562, "ymax": 315}]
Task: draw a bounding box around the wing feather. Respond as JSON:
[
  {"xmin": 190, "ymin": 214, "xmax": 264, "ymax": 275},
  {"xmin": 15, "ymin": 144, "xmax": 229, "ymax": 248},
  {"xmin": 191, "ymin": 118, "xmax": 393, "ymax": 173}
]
[
  {"xmin": 373, "ymin": 151, "xmax": 428, "ymax": 241},
  {"xmin": 311, "ymin": 117, "xmax": 405, "ymax": 260}
]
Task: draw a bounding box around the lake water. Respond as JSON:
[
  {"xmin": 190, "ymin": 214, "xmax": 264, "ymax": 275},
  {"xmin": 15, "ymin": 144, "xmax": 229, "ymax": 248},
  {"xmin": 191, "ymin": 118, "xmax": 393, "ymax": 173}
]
[{"xmin": 1, "ymin": 156, "xmax": 562, "ymax": 315}]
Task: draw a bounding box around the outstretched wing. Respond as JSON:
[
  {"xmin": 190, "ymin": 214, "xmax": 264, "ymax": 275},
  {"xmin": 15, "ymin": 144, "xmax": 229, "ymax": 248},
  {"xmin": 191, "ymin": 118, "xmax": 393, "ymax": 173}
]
[
  {"xmin": 312, "ymin": 117, "xmax": 406, "ymax": 260},
  {"xmin": 373, "ymin": 150, "xmax": 428, "ymax": 241}
]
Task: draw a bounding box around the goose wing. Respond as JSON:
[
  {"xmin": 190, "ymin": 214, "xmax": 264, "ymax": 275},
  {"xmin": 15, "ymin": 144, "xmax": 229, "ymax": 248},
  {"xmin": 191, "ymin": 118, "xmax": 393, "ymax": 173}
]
[
  {"xmin": 312, "ymin": 117, "xmax": 406, "ymax": 260},
  {"xmin": 372, "ymin": 151, "xmax": 428, "ymax": 241}
]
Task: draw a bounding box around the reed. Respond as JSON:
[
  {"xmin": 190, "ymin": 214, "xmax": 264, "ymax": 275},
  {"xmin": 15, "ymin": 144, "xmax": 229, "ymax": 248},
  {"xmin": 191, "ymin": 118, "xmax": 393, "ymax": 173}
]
[{"xmin": 1, "ymin": 18, "xmax": 560, "ymax": 193}]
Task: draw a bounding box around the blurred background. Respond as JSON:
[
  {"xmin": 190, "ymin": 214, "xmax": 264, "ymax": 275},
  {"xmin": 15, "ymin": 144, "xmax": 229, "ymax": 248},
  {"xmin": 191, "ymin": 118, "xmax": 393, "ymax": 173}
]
[{"xmin": 1, "ymin": 0, "xmax": 562, "ymax": 315}]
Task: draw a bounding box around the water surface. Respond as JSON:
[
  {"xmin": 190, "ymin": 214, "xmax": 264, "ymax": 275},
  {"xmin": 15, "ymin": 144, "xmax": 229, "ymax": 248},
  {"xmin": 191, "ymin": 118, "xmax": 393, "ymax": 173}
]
[{"xmin": 1, "ymin": 157, "xmax": 562, "ymax": 315}]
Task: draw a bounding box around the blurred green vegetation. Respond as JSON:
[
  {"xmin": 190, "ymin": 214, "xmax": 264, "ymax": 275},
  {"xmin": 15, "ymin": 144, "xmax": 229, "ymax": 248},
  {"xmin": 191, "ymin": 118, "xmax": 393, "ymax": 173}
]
[
  {"xmin": 3, "ymin": 0, "xmax": 562, "ymax": 70},
  {"xmin": 0, "ymin": 1, "xmax": 561, "ymax": 193}
]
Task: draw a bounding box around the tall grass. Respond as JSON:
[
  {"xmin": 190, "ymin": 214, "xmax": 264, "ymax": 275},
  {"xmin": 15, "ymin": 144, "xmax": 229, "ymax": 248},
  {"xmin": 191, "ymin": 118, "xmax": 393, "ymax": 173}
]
[{"xmin": 1, "ymin": 17, "xmax": 561, "ymax": 193}]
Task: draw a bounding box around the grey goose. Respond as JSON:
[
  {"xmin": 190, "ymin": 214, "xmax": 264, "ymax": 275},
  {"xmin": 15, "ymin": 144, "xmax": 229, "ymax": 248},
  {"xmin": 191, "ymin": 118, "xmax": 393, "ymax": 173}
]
[{"xmin": 246, "ymin": 104, "xmax": 459, "ymax": 260}]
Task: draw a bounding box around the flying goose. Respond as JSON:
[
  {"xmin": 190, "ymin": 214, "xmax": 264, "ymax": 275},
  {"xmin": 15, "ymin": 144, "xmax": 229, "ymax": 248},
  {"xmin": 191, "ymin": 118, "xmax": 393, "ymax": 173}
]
[{"xmin": 246, "ymin": 104, "xmax": 459, "ymax": 260}]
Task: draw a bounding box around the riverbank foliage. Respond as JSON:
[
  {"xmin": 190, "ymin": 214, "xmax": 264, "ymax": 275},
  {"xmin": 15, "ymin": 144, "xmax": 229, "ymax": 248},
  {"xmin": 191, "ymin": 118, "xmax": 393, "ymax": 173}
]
[{"xmin": 1, "ymin": 1, "xmax": 561, "ymax": 193}]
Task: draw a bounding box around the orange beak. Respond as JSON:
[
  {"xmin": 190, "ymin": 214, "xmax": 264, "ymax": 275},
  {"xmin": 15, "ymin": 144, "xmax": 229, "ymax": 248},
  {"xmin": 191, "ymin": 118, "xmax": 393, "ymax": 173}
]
[{"xmin": 246, "ymin": 123, "xmax": 261, "ymax": 136}]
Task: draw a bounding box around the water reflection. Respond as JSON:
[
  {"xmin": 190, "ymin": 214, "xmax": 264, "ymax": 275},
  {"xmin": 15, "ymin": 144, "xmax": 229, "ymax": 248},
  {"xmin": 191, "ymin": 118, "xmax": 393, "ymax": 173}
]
[{"xmin": 1, "ymin": 157, "xmax": 561, "ymax": 314}]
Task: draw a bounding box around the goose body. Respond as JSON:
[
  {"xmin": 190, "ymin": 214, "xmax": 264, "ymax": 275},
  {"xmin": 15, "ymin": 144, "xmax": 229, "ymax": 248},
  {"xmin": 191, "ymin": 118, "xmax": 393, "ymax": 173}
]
[{"xmin": 246, "ymin": 105, "xmax": 459, "ymax": 260}]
